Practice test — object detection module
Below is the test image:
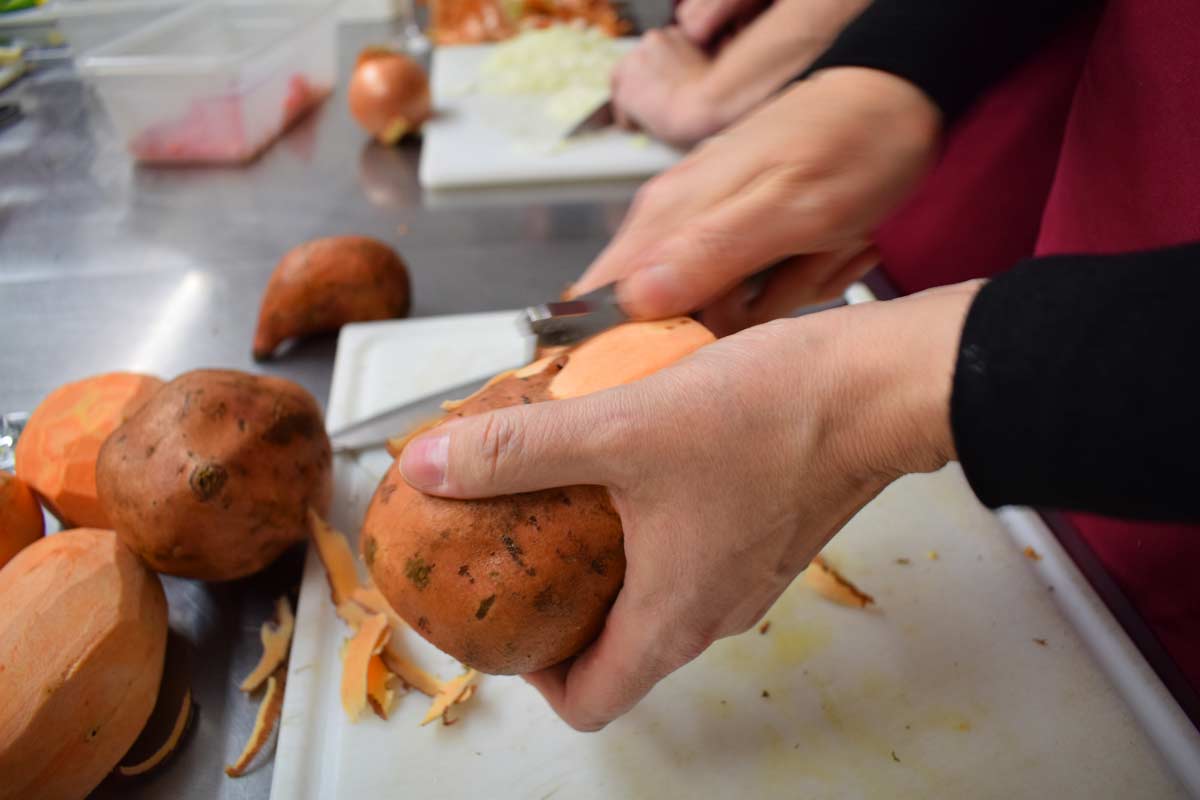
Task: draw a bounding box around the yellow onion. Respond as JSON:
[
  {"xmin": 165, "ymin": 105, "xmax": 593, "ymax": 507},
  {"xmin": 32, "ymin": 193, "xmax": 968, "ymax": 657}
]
[{"xmin": 348, "ymin": 49, "xmax": 432, "ymax": 144}]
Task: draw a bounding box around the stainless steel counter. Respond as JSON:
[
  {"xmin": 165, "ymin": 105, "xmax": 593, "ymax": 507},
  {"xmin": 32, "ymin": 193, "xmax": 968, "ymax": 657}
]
[{"xmin": 0, "ymin": 10, "xmax": 665, "ymax": 798}]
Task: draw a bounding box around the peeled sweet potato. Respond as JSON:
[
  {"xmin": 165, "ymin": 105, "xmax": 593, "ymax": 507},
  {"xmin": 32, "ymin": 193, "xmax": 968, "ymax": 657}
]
[
  {"xmin": 253, "ymin": 236, "xmax": 410, "ymax": 360},
  {"xmin": 0, "ymin": 471, "xmax": 44, "ymax": 569},
  {"xmin": 96, "ymin": 369, "xmax": 332, "ymax": 581},
  {"xmin": 362, "ymin": 318, "xmax": 714, "ymax": 674},
  {"xmin": 0, "ymin": 528, "xmax": 167, "ymax": 800},
  {"xmin": 14, "ymin": 372, "xmax": 164, "ymax": 528}
]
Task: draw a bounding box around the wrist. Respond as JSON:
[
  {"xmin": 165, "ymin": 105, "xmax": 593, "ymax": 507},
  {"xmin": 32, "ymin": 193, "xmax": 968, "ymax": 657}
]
[{"xmin": 828, "ymin": 281, "xmax": 982, "ymax": 483}]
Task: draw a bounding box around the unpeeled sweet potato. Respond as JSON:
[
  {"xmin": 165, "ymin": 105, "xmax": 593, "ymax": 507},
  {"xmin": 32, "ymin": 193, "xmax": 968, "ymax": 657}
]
[
  {"xmin": 0, "ymin": 472, "xmax": 43, "ymax": 570},
  {"xmin": 362, "ymin": 318, "xmax": 714, "ymax": 674},
  {"xmin": 253, "ymin": 236, "xmax": 410, "ymax": 360},
  {"xmin": 14, "ymin": 372, "xmax": 164, "ymax": 528},
  {"xmin": 0, "ymin": 528, "xmax": 167, "ymax": 800},
  {"xmin": 96, "ymin": 369, "xmax": 332, "ymax": 581}
]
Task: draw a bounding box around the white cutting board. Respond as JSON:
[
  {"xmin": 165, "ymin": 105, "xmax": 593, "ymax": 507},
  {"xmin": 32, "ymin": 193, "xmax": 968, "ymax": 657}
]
[
  {"xmin": 272, "ymin": 310, "xmax": 1200, "ymax": 799},
  {"xmin": 419, "ymin": 40, "xmax": 683, "ymax": 189}
]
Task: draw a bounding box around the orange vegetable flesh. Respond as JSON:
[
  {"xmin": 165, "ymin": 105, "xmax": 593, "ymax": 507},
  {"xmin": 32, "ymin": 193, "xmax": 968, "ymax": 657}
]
[
  {"xmin": 341, "ymin": 613, "xmax": 390, "ymax": 722},
  {"xmin": 239, "ymin": 595, "xmax": 295, "ymax": 692},
  {"xmin": 804, "ymin": 555, "xmax": 875, "ymax": 608},
  {"xmin": 352, "ymin": 586, "xmax": 443, "ymax": 697},
  {"xmin": 14, "ymin": 372, "xmax": 163, "ymax": 527},
  {"xmin": 309, "ymin": 508, "xmax": 361, "ymax": 606},
  {"xmin": 420, "ymin": 669, "xmax": 478, "ymax": 726},
  {"xmin": 117, "ymin": 688, "xmax": 193, "ymax": 777},
  {"xmin": 547, "ymin": 318, "xmax": 712, "ymax": 400},
  {"xmin": 366, "ymin": 655, "xmax": 396, "ymax": 720},
  {"xmin": 225, "ymin": 668, "xmax": 286, "ymax": 778},
  {"xmin": 0, "ymin": 472, "xmax": 44, "ymax": 569}
]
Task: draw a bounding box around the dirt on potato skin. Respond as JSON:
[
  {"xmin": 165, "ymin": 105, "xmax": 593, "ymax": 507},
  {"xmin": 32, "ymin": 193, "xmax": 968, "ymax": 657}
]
[
  {"xmin": 362, "ymin": 353, "xmax": 625, "ymax": 675},
  {"xmin": 97, "ymin": 369, "xmax": 332, "ymax": 581}
]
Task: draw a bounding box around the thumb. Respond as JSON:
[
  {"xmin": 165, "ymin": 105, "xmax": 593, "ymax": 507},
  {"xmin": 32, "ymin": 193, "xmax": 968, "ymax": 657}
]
[{"xmin": 398, "ymin": 396, "xmax": 621, "ymax": 498}]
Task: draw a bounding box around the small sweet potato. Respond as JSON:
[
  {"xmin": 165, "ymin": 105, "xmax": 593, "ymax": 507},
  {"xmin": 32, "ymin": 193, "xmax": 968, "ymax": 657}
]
[
  {"xmin": 0, "ymin": 472, "xmax": 43, "ymax": 570},
  {"xmin": 14, "ymin": 372, "xmax": 164, "ymax": 528},
  {"xmin": 96, "ymin": 369, "xmax": 332, "ymax": 581},
  {"xmin": 0, "ymin": 528, "xmax": 167, "ymax": 800},
  {"xmin": 363, "ymin": 318, "xmax": 714, "ymax": 674},
  {"xmin": 253, "ymin": 236, "xmax": 410, "ymax": 360}
]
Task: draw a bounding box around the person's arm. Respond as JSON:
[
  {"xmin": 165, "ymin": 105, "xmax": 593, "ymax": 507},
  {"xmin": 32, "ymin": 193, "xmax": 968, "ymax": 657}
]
[
  {"xmin": 806, "ymin": 0, "xmax": 1096, "ymax": 120},
  {"xmin": 952, "ymin": 242, "xmax": 1200, "ymax": 521},
  {"xmin": 611, "ymin": 0, "xmax": 871, "ymax": 146}
]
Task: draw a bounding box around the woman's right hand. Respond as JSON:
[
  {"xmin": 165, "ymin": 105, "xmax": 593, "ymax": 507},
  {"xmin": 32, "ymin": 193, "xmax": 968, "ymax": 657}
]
[{"xmin": 576, "ymin": 67, "xmax": 942, "ymax": 333}]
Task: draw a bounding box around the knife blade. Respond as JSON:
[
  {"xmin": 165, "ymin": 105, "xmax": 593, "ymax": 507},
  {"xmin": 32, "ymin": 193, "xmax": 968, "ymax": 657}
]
[
  {"xmin": 565, "ymin": 98, "xmax": 615, "ymax": 138},
  {"xmin": 327, "ymin": 285, "xmax": 626, "ymax": 453}
]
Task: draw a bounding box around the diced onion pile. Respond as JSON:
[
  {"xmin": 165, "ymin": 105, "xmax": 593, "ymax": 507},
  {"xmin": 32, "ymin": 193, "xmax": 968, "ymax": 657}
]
[{"xmin": 479, "ymin": 25, "xmax": 618, "ymax": 96}]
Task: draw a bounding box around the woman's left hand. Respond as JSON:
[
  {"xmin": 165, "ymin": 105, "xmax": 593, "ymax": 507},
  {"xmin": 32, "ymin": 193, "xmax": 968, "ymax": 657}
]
[{"xmin": 399, "ymin": 284, "xmax": 978, "ymax": 730}]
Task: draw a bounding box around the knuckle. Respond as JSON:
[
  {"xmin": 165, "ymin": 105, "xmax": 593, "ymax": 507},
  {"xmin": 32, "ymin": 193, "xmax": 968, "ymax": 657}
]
[{"xmin": 474, "ymin": 412, "xmax": 524, "ymax": 483}]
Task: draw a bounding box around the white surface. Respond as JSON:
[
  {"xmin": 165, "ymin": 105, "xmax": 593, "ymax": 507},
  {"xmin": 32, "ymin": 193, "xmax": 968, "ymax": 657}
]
[
  {"xmin": 273, "ymin": 311, "xmax": 1195, "ymax": 799},
  {"xmin": 419, "ymin": 41, "xmax": 683, "ymax": 189}
]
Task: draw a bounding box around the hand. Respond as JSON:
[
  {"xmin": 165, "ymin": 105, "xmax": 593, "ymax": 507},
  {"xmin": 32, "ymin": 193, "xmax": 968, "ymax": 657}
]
[
  {"xmin": 399, "ymin": 283, "xmax": 980, "ymax": 730},
  {"xmin": 577, "ymin": 67, "xmax": 942, "ymax": 332},
  {"xmin": 611, "ymin": 27, "xmax": 720, "ymax": 147},
  {"xmin": 676, "ymin": 0, "xmax": 767, "ymax": 45}
]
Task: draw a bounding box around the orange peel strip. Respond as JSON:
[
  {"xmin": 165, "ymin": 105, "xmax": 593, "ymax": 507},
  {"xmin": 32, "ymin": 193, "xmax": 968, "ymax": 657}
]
[
  {"xmin": 366, "ymin": 654, "xmax": 396, "ymax": 720},
  {"xmin": 239, "ymin": 595, "xmax": 295, "ymax": 692},
  {"xmin": 341, "ymin": 613, "xmax": 390, "ymax": 722},
  {"xmin": 308, "ymin": 508, "xmax": 361, "ymax": 606},
  {"xmin": 420, "ymin": 669, "xmax": 478, "ymax": 726},
  {"xmin": 385, "ymin": 416, "xmax": 442, "ymax": 458},
  {"xmin": 117, "ymin": 687, "xmax": 193, "ymax": 777},
  {"xmin": 351, "ymin": 586, "xmax": 443, "ymax": 697},
  {"xmin": 225, "ymin": 668, "xmax": 286, "ymax": 778},
  {"xmin": 805, "ymin": 555, "xmax": 875, "ymax": 609}
]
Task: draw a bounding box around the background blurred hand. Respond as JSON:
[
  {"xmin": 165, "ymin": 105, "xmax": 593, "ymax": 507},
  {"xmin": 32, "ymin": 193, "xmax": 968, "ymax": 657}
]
[
  {"xmin": 579, "ymin": 67, "xmax": 941, "ymax": 333},
  {"xmin": 676, "ymin": 0, "xmax": 768, "ymax": 45},
  {"xmin": 400, "ymin": 284, "xmax": 978, "ymax": 730},
  {"xmin": 610, "ymin": 27, "xmax": 718, "ymax": 147}
]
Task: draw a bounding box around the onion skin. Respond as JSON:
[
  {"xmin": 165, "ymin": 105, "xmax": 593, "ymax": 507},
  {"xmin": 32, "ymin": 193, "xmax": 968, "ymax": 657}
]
[{"xmin": 348, "ymin": 49, "xmax": 432, "ymax": 144}]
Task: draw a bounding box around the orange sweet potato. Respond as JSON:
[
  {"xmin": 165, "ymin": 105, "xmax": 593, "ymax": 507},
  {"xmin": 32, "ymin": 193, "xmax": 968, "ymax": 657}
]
[
  {"xmin": 96, "ymin": 369, "xmax": 332, "ymax": 581},
  {"xmin": 362, "ymin": 318, "xmax": 714, "ymax": 674},
  {"xmin": 253, "ymin": 236, "xmax": 410, "ymax": 360},
  {"xmin": 0, "ymin": 528, "xmax": 167, "ymax": 800},
  {"xmin": 0, "ymin": 471, "xmax": 44, "ymax": 569},
  {"xmin": 14, "ymin": 372, "xmax": 163, "ymax": 528}
]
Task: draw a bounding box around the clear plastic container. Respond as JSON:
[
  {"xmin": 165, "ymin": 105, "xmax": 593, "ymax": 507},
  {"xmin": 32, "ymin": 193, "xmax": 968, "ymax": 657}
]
[
  {"xmin": 78, "ymin": 0, "xmax": 340, "ymax": 164},
  {"xmin": 55, "ymin": 0, "xmax": 185, "ymax": 57}
]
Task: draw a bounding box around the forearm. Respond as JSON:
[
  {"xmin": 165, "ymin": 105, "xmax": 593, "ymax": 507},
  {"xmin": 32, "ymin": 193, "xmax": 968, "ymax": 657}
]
[
  {"xmin": 951, "ymin": 243, "xmax": 1200, "ymax": 522},
  {"xmin": 805, "ymin": 0, "xmax": 1096, "ymax": 120},
  {"xmin": 699, "ymin": 0, "xmax": 871, "ymax": 128}
]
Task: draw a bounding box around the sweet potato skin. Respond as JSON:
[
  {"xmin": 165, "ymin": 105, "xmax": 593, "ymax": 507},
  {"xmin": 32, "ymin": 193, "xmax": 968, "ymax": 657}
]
[
  {"xmin": 14, "ymin": 372, "xmax": 164, "ymax": 528},
  {"xmin": 364, "ymin": 473, "xmax": 623, "ymax": 675},
  {"xmin": 363, "ymin": 319, "xmax": 715, "ymax": 675},
  {"xmin": 0, "ymin": 472, "xmax": 44, "ymax": 569},
  {"xmin": 253, "ymin": 236, "xmax": 410, "ymax": 360},
  {"xmin": 96, "ymin": 369, "xmax": 333, "ymax": 581},
  {"xmin": 0, "ymin": 528, "xmax": 167, "ymax": 800}
]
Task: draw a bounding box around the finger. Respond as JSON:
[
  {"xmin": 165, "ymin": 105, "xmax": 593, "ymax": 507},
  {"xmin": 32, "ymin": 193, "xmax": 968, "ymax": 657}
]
[
  {"xmin": 619, "ymin": 167, "xmax": 851, "ymax": 318},
  {"xmin": 812, "ymin": 244, "xmax": 880, "ymax": 301},
  {"xmin": 523, "ymin": 587, "xmax": 707, "ymax": 731},
  {"xmin": 745, "ymin": 246, "xmax": 872, "ymax": 319},
  {"xmin": 398, "ymin": 395, "xmax": 622, "ymax": 498}
]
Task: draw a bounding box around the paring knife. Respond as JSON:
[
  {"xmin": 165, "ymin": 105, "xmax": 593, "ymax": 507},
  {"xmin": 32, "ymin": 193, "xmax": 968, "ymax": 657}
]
[
  {"xmin": 327, "ymin": 285, "xmax": 624, "ymax": 453},
  {"xmin": 565, "ymin": 98, "xmax": 615, "ymax": 139}
]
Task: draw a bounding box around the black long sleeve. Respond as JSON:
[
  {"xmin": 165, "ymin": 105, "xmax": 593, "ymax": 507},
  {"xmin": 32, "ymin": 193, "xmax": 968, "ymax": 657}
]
[
  {"xmin": 951, "ymin": 242, "xmax": 1200, "ymax": 522},
  {"xmin": 805, "ymin": 0, "xmax": 1096, "ymax": 120}
]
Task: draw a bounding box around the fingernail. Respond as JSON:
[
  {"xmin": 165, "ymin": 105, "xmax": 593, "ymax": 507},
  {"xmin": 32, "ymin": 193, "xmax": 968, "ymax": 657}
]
[
  {"xmin": 622, "ymin": 264, "xmax": 682, "ymax": 317},
  {"xmin": 399, "ymin": 433, "xmax": 449, "ymax": 490}
]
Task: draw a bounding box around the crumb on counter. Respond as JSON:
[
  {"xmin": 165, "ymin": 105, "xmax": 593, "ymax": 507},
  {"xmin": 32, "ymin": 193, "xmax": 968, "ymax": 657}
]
[{"xmin": 1023, "ymin": 545, "xmax": 1042, "ymax": 561}]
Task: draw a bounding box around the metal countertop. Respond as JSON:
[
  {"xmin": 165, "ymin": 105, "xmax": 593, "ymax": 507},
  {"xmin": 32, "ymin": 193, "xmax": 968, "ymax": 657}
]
[{"xmin": 0, "ymin": 9, "xmax": 664, "ymax": 797}]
